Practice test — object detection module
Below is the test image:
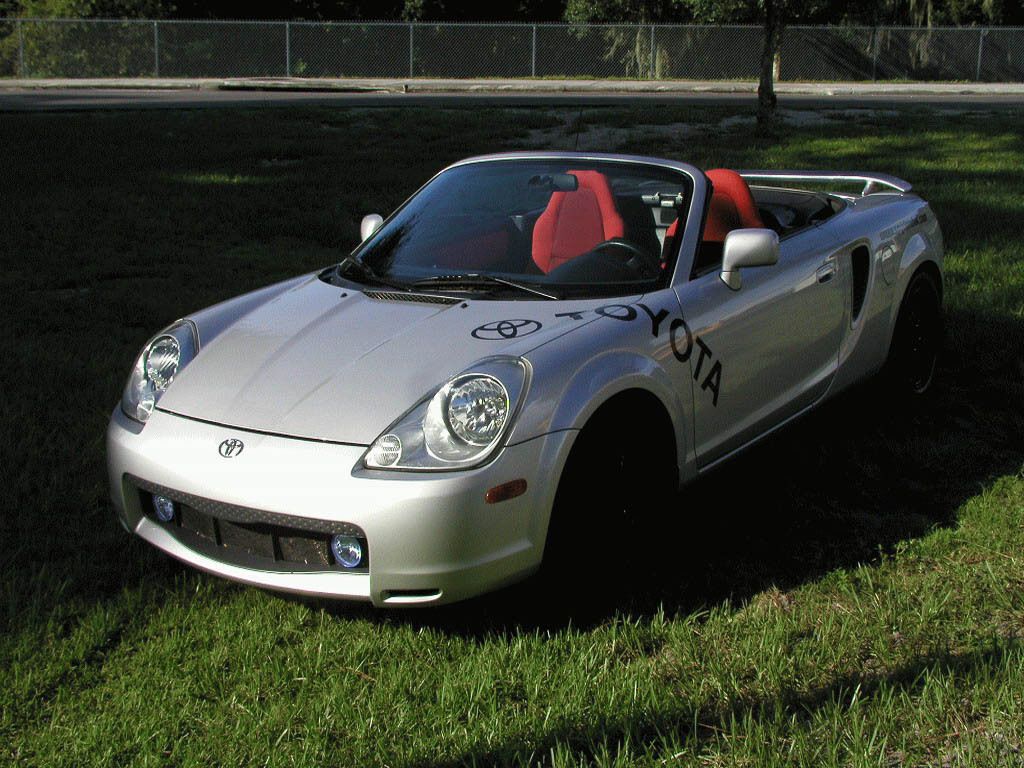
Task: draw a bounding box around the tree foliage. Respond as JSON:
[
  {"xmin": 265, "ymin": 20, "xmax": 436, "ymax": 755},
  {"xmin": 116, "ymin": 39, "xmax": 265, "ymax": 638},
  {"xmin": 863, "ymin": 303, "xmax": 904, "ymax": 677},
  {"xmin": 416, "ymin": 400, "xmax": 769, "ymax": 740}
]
[
  {"xmin": 401, "ymin": 0, "xmax": 564, "ymax": 21},
  {"xmin": 6, "ymin": 0, "xmax": 167, "ymax": 17},
  {"xmin": 565, "ymin": 0, "xmax": 1021, "ymax": 25},
  {"xmin": 2, "ymin": 0, "xmax": 1020, "ymax": 22},
  {"xmin": 564, "ymin": 0, "xmax": 683, "ymax": 23}
]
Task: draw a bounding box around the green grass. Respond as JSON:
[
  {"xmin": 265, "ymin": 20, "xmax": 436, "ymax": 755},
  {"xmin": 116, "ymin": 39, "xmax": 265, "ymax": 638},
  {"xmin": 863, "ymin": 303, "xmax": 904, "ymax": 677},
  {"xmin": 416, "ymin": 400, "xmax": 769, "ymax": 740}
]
[{"xmin": 1, "ymin": 103, "xmax": 1023, "ymax": 767}]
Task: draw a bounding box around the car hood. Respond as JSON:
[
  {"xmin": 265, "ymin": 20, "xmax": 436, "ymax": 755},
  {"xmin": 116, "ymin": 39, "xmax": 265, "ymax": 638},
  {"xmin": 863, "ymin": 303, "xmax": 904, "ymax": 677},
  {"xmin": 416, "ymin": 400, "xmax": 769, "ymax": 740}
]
[{"xmin": 157, "ymin": 277, "xmax": 611, "ymax": 444}]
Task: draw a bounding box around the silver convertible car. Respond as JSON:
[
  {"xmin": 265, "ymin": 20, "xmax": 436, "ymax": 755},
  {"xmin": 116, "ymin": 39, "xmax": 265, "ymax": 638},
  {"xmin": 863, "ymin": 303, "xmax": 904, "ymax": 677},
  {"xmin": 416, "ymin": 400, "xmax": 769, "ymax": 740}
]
[{"xmin": 107, "ymin": 152, "xmax": 943, "ymax": 606}]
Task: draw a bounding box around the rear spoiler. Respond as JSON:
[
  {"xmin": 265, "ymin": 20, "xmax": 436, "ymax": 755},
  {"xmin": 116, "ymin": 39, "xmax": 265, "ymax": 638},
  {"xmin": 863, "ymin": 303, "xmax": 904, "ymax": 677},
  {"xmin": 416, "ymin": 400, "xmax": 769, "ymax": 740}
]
[{"xmin": 738, "ymin": 170, "xmax": 912, "ymax": 196}]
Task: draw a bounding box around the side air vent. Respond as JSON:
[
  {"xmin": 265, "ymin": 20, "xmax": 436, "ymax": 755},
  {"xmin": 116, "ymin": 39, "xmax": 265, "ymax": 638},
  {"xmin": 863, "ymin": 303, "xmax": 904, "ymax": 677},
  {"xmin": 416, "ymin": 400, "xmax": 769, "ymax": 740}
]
[
  {"xmin": 850, "ymin": 245, "xmax": 870, "ymax": 323},
  {"xmin": 362, "ymin": 290, "xmax": 460, "ymax": 306}
]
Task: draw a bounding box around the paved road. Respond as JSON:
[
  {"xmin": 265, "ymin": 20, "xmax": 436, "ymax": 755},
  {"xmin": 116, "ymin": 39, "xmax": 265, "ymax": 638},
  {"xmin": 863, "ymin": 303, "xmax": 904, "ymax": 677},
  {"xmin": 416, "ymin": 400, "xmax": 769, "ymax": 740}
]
[{"xmin": 2, "ymin": 87, "xmax": 1023, "ymax": 112}]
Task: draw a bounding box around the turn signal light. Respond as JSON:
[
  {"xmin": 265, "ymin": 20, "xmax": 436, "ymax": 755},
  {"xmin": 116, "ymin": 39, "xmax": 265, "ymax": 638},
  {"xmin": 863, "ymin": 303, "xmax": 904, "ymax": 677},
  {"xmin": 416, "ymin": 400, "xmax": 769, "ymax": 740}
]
[{"xmin": 485, "ymin": 479, "xmax": 527, "ymax": 504}]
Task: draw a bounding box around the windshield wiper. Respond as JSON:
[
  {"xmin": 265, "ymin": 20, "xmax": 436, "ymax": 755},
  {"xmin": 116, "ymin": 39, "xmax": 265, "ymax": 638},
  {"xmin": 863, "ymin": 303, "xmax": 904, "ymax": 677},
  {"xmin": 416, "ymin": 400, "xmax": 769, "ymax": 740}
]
[
  {"xmin": 412, "ymin": 273, "xmax": 559, "ymax": 300},
  {"xmin": 335, "ymin": 257, "xmax": 410, "ymax": 292}
]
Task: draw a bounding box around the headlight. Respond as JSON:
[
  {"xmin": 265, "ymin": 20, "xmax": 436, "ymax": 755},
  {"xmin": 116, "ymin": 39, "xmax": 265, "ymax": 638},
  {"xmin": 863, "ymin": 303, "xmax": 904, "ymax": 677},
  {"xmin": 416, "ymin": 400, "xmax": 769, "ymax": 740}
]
[
  {"xmin": 121, "ymin": 320, "xmax": 199, "ymax": 424},
  {"xmin": 363, "ymin": 357, "xmax": 529, "ymax": 471}
]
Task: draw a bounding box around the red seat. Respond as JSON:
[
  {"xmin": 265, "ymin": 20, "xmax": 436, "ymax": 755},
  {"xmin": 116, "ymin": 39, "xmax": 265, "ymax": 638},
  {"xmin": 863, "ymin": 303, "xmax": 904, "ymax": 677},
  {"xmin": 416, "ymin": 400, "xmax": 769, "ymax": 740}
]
[
  {"xmin": 531, "ymin": 170, "xmax": 625, "ymax": 274},
  {"xmin": 703, "ymin": 168, "xmax": 764, "ymax": 243},
  {"xmin": 662, "ymin": 169, "xmax": 764, "ymax": 274}
]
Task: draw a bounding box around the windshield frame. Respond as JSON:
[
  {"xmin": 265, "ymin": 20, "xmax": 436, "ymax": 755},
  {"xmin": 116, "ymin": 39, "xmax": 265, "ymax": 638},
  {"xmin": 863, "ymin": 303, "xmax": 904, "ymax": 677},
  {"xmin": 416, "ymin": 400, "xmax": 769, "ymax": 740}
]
[{"xmin": 345, "ymin": 152, "xmax": 707, "ymax": 298}]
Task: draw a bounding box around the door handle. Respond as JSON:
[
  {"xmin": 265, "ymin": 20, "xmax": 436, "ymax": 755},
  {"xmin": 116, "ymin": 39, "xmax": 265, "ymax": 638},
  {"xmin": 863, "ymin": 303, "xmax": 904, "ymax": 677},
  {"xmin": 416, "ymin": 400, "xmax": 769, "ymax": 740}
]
[{"xmin": 816, "ymin": 261, "xmax": 837, "ymax": 283}]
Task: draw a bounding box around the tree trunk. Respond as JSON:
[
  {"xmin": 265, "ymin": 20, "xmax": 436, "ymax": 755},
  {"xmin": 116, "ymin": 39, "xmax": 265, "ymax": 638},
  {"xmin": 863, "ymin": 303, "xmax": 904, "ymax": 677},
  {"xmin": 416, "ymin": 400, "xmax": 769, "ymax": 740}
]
[{"xmin": 757, "ymin": 0, "xmax": 782, "ymax": 128}]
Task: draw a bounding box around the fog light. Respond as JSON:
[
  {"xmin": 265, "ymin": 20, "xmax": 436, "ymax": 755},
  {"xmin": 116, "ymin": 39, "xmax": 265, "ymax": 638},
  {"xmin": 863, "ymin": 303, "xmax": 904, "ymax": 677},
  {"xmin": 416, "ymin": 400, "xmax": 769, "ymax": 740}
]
[
  {"xmin": 330, "ymin": 535, "xmax": 363, "ymax": 569},
  {"xmin": 152, "ymin": 495, "xmax": 176, "ymax": 523}
]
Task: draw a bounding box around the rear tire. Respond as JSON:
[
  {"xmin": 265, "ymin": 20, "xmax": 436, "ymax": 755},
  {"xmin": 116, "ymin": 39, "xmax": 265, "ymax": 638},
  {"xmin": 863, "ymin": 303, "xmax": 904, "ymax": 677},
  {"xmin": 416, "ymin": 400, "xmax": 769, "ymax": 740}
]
[{"xmin": 885, "ymin": 270, "xmax": 943, "ymax": 397}]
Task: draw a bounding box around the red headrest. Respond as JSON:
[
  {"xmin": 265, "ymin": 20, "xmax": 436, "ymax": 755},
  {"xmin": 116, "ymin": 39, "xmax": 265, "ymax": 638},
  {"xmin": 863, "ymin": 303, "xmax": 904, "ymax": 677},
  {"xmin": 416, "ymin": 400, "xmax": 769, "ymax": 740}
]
[
  {"xmin": 532, "ymin": 170, "xmax": 625, "ymax": 274},
  {"xmin": 703, "ymin": 169, "xmax": 763, "ymax": 243}
]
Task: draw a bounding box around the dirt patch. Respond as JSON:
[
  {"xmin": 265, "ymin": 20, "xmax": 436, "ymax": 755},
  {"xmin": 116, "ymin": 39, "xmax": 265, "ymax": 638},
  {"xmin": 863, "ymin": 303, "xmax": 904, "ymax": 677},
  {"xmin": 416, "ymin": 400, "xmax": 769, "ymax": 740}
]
[
  {"xmin": 516, "ymin": 111, "xmax": 700, "ymax": 151},
  {"xmin": 513, "ymin": 107, "xmax": 905, "ymax": 152}
]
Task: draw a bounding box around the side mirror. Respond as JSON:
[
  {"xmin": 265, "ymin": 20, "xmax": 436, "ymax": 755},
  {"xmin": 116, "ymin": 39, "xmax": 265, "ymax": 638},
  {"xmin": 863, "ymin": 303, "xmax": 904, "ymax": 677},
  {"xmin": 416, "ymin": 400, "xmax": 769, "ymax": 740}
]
[
  {"xmin": 360, "ymin": 213, "xmax": 384, "ymax": 242},
  {"xmin": 720, "ymin": 228, "xmax": 779, "ymax": 290}
]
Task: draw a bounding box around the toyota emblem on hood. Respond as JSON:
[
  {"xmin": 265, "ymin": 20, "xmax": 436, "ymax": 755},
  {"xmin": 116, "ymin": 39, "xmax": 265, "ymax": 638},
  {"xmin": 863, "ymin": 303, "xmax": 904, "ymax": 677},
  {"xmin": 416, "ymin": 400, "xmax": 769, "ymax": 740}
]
[{"xmin": 218, "ymin": 438, "xmax": 244, "ymax": 458}]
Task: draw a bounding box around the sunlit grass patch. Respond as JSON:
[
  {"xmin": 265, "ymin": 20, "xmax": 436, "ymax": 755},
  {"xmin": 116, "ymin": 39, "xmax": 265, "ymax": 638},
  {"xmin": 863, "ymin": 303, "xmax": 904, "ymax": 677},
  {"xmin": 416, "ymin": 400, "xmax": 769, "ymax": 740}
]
[{"xmin": 168, "ymin": 171, "xmax": 276, "ymax": 186}]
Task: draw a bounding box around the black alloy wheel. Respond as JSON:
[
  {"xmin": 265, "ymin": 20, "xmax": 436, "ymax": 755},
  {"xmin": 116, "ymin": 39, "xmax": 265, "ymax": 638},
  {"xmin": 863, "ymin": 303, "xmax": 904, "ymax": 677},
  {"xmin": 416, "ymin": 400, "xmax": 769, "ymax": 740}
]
[{"xmin": 890, "ymin": 271, "xmax": 942, "ymax": 396}]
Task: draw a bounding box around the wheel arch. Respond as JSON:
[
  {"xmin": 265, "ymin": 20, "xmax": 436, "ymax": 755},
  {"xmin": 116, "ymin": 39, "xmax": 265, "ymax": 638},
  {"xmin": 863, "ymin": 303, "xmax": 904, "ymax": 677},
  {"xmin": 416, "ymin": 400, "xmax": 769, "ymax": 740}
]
[
  {"xmin": 577, "ymin": 387, "xmax": 680, "ymax": 475},
  {"xmin": 518, "ymin": 348, "xmax": 691, "ymax": 488},
  {"xmin": 886, "ymin": 258, "xmax": 944, "ymax": 354}
]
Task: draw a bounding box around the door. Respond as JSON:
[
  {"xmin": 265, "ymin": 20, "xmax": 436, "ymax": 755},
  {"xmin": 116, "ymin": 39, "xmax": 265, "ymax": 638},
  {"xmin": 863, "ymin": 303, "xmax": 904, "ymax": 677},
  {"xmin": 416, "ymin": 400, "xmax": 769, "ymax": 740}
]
[{"xmin": 674, "ymin": 226, "xmax": 846, "ymax": 467}]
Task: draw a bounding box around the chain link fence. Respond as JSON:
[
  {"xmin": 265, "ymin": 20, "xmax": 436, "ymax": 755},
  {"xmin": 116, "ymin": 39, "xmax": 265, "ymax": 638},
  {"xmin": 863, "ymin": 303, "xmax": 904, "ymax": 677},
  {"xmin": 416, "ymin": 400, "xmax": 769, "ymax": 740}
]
[{"xmin": 2, "ymin": 19, "xmax": 1023, "ymax": 81}]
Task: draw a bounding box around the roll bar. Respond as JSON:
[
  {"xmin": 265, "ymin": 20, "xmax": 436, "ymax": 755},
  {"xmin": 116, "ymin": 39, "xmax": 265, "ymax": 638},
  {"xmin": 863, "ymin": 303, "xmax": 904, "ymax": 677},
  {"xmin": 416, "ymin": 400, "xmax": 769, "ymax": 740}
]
[{"xmin": 738, "ymin": 170, "xmax": 912, "ymax": 196}]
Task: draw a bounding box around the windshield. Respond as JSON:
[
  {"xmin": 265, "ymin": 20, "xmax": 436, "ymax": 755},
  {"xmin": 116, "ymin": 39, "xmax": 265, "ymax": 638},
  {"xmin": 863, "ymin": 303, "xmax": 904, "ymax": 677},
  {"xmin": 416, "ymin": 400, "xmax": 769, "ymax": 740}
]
[{"xmin": 341, "ymin": 159, "xmax": 692, "ymax": 299}]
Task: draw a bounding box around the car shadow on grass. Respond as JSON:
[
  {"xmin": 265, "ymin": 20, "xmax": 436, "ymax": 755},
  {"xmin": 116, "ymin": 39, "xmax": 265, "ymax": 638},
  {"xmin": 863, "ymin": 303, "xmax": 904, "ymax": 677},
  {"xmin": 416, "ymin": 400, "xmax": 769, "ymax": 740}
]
[
  {"xmin": 413, "ymin": 636, "xmax": 1024, "ymax": 767},
  {"xmin": 319, "ymin": 306, "xmax": 1024, "ymax": 637}
]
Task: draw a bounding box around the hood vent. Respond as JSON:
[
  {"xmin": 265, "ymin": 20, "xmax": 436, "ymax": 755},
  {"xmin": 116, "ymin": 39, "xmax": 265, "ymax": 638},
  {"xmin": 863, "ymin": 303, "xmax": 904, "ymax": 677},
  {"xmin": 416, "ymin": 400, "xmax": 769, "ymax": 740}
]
[{"xmin": 362, "ymin": 290, "xmax": 460, "ymax": 306}]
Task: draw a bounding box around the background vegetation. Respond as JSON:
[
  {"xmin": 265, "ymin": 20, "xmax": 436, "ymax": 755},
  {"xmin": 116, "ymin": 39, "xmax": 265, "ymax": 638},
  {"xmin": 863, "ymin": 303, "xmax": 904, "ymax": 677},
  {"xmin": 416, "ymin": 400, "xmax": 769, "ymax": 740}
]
[
  {"xmin": 4, "ymin": 0, "xmax": 1022, "ymax": 125},
  {"xmin": 1, "ymin": 100, "xmax": 1022, "ymax": 766},
  {"xmin": 1, "ymin": 0, "xmax": 1023, "ymax": 25}
]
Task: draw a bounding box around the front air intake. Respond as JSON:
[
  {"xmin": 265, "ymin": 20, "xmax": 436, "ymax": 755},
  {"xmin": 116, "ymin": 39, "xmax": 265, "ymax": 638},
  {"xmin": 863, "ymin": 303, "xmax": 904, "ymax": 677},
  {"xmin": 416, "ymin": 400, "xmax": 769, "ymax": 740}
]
[
  {"xmin": 130, "ymin": 476, "xmax": 368, "ymax": 573},
  {"xmin": 363, "ymin": 290, "xmax": 460, "ymax": 305}
]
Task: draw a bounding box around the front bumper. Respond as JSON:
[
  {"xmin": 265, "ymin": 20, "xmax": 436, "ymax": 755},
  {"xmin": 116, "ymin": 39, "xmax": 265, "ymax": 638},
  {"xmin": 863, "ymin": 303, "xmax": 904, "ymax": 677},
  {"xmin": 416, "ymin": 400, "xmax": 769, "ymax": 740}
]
[{"xmin": 107, "ymin": 407, "xmax": 575, "ymax": 606}]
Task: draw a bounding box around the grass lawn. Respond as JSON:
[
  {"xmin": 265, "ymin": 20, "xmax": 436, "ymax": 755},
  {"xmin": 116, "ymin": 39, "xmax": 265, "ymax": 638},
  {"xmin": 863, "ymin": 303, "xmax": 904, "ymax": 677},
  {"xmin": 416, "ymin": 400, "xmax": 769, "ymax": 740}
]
[{"xmin": 1, "ymin": 101, "xmax": 1023, "ymax": 767}]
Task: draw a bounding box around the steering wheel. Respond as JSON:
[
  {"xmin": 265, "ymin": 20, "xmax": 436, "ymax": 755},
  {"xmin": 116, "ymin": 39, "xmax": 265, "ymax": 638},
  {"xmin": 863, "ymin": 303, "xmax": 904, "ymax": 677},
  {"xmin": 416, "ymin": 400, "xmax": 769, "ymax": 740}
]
[{"xmin": 591, "ymin": 238, "xmax": 662, "ymax": 278}]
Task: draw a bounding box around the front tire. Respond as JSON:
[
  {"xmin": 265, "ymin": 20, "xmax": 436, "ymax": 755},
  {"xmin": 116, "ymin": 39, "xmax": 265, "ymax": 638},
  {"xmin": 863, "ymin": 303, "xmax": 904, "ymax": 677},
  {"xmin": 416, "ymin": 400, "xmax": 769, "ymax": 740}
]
[{"xmin": 542, "ymin": 403, "xmax": 676, "ymax": 590}]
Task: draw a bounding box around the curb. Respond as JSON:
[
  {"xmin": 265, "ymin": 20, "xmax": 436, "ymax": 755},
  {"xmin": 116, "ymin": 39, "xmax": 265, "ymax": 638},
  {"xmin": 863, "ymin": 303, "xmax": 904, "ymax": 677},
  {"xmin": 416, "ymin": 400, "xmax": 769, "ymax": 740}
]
[
  {"xmin": 0, "ymin": 78, "xmax": 224, "ymax": 90},
  {"xmin": 3, "ymin": 77, "xmax": 1024, "ymax": 97}
]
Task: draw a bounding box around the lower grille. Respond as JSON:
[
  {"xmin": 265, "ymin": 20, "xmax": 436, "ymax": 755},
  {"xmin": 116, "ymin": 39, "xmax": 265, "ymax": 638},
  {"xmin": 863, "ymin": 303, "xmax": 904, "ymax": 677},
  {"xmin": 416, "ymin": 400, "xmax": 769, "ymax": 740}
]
[{"xmin": 134, "ymin": 483, "xmax": 367, "ymax": 573}]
